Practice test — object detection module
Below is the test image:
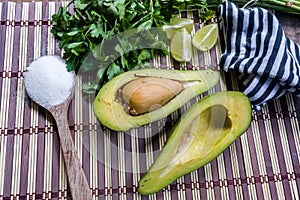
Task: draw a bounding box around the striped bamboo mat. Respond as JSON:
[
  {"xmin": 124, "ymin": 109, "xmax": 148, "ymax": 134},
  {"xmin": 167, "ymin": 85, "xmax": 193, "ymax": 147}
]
[{"xmin": 0, "ymin": 1, "xmax": 299, "ymax": 199}]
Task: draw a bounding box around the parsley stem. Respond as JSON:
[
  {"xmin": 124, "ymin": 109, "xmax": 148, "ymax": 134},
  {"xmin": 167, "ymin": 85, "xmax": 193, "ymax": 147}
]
[{"xmin": 128, "ymin": 12, "xmax": 152, "ymax": 29}]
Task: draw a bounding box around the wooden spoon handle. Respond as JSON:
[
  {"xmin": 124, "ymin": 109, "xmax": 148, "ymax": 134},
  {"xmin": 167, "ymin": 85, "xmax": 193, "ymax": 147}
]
[{"xmin": 53, "ymin": 109, "xmax": 93, "ymax": 200}]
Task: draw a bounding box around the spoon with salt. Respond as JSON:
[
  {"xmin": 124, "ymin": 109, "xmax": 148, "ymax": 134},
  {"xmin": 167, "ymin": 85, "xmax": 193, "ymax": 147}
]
[{"xmin": 24, "ymin": 55, "xmax": 93, "ymax": 200}]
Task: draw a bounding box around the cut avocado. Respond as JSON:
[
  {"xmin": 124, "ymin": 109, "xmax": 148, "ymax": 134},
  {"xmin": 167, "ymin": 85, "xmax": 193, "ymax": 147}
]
[
  {"xmin": 138, "ymin": 91, "xmax": 252, "ymax": 195},
  {"xmin": 93, "ymin": 68, "xmax": 220, "ymax": 131}
]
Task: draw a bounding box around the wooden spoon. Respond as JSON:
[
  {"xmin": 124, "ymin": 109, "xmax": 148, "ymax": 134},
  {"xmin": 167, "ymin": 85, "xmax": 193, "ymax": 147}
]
[{"xmin": 24, "ymin": 55, "xmax": 93, "ymax": 200}]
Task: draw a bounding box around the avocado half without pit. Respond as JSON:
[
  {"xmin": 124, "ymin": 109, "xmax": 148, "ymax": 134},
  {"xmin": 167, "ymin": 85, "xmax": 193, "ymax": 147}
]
[
  {"xmin": 138, "ymin": 91, "xmax": 252, "ymax": 195},
  {"xmin": 93, "ymin": 68, "xmax": 220, "ymax": 131}
]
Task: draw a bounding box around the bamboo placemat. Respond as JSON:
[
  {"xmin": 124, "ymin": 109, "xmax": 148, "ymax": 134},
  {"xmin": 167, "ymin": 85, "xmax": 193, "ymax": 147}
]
[{"xmin": 0, "ymin": 1, "xmax": 299, "ymax": 199}]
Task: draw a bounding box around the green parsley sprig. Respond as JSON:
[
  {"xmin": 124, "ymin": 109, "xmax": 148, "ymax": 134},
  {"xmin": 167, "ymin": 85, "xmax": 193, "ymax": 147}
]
[{"xmin": 51, "ymin": 0, "xmax": 215, "ymax": 92}]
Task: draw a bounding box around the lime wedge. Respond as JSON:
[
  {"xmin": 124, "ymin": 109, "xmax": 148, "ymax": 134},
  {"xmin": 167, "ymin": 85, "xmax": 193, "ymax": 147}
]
[
  {"xmin": 163, "ymin": 18, "xmax": 194, "ymax": 40},
  {"xmin": 170, "ymin": 28, "xmax": 192, "ymax": 62},
  {"xmin": 192, "ymin": 23, "xmax": 218, "ymax": 51}
]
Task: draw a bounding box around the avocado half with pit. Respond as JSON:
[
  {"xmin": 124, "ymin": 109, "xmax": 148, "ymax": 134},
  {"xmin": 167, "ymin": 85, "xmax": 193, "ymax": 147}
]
[
  {"xmin": 138, "ymin": 91, "xmax": 252, "ymax": 195},
  {"xmin": 93, "ymin": 68, "xmax": 220, "ymax": 131}
]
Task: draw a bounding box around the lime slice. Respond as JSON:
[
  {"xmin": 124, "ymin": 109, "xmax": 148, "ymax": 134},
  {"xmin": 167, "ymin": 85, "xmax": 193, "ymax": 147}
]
[
  {"xmin": 163, "ymin": 18, "xmax": 194, "ymax": 39},
  {"xmin": 192, "ymin": 23, "xmax": 218, "ymax": 51},
  {"xmin": 170, "ymin": 28, "xmax": 192, "ymax": 62}
]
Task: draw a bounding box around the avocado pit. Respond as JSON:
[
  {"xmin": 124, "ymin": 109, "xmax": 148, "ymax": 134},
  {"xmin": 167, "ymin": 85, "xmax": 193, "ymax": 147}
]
[{"xmin": 121, "ymin": 77, "xmax": 184, "ymax": 115}]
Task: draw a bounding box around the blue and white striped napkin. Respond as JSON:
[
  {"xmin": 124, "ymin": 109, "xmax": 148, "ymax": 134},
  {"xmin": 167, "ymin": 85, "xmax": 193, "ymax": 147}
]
[{"xmin": 218, "ymin": 1, "xmax": 300, "ymax": 110}]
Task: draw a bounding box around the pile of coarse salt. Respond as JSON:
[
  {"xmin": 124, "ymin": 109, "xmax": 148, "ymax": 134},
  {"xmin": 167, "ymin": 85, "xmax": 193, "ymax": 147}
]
[{"xmin": 24, "ymin": 55, "xmax": 75, "ymax": 107}]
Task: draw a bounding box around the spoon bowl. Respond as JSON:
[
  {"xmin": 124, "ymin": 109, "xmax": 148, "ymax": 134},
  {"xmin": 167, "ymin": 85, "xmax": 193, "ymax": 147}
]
[{"xmin": 24, "ymin": 55, "xmax": 93, "ymax": 200}]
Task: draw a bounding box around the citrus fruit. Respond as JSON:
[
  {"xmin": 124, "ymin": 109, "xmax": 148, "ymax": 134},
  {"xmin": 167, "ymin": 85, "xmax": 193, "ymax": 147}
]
[
  {"xmin": 170, "ymin": 28, "xmax": 192, "ymax": 62},
  {"xmin": 192, "ymin": 23, "xmax": 218, "ymax": 51},
  {"xmin": 163, "ymin": 18, "xmax": 194, "ymax": 40}
]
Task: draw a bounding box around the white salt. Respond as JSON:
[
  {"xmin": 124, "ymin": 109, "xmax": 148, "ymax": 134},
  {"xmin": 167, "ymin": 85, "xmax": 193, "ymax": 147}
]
[{"xmin": 24, "ymin": 55, "xmax": 74, "ymax": 107}]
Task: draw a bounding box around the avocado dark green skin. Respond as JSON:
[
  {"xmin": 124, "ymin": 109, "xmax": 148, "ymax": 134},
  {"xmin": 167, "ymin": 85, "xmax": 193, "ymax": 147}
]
[
  {"xmin": 93, "ymin": 68, "xmax": 220, "ymax": 131},
  {"xmin": 138, "ymin": 91, "xmax": 252, "ymax": 195}
]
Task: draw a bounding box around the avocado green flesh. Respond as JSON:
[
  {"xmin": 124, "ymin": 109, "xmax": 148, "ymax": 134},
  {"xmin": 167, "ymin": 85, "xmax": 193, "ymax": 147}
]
[
  {"xmin": 138, "ymin": 91, "xmax": 252, "ymax": 195},
  {"xmin": 93, "ymin": 68, "xmax": 220, "ymax": 131}
]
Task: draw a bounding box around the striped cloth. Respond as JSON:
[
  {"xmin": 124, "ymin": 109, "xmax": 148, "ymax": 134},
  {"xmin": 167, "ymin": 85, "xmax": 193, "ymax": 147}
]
[{"xmin": 217, "ymin": 1, "xmax": 300, "ymax": 110}]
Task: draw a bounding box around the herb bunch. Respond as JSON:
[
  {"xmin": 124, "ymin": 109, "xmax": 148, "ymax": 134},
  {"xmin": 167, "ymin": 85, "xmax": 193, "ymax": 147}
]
[
  {"xmin": 51, "ymin": 0, "xmax": 214, "ymax": 92},
  {"xmin": 233, "ymin": 0, "xmax": 300, "ymax": 14},
  {"xmin": 51, "ymin": 0, "xmax": 300, "ymax": 92}
]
